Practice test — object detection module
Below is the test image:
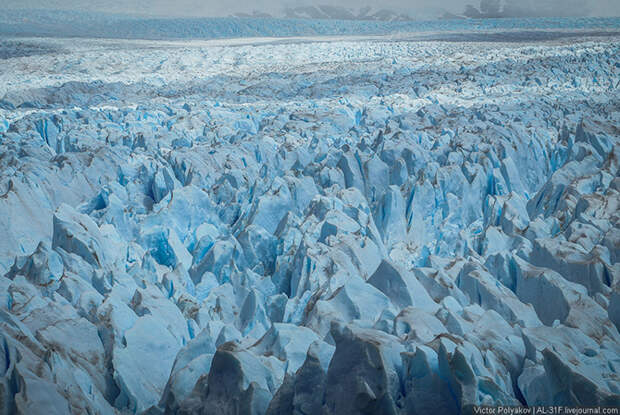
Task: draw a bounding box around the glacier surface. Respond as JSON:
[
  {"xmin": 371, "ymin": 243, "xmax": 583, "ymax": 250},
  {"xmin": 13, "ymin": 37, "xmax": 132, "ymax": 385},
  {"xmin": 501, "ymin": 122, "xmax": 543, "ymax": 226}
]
[{"xmin": 0, "ymin": 27, "xmax": 619, "ymax": 414}]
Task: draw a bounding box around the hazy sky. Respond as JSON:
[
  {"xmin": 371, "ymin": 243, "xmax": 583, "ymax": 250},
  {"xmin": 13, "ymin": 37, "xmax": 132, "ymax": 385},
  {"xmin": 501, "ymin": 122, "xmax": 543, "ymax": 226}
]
[{"xmin": 4, "ymin": 0, "xmax": 620, "ymax": 17}]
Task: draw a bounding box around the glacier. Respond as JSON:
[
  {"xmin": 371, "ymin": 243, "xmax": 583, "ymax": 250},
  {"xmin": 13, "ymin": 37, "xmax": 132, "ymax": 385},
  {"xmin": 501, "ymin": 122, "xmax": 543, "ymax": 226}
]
[{"xmin": 0, "ymin": 23, "xmax": 619, "ymax": 415}]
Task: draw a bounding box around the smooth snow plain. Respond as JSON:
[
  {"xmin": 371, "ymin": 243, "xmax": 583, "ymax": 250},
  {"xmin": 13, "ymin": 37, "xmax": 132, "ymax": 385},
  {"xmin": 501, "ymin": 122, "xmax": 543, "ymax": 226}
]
[{"xmin": 0, "ymin": 26, "xmax": 619, "ymax": 415}]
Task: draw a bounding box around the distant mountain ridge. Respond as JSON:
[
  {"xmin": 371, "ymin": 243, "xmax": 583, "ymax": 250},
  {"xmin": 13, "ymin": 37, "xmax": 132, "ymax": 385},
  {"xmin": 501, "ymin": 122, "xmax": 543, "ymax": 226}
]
[
  {"xmin": 460, "ymin": 0, "xmax": 593, "ymax": 19},
  {"xmin": 233, "ymin": 5, "xmax": 415, "ymax": 22}
]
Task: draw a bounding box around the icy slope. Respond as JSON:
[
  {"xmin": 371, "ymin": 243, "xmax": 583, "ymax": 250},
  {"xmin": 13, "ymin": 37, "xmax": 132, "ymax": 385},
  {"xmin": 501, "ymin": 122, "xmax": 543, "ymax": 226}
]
[{"xmin": 0, "ymin": 33, "xmax": 619, "ymax": 414}]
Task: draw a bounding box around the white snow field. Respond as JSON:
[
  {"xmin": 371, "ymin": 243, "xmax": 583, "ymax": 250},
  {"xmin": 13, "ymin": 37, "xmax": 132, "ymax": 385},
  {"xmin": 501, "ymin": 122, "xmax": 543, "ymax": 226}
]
[{"xmin": 0, "ymin": 26, "xmax": 619, "ymax": 415}]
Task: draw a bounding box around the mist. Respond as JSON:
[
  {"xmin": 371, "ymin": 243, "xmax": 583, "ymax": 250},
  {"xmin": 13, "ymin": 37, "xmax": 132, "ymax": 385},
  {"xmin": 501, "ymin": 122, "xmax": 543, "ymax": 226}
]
[{"xmin": 2, "ymin": 0, "xmax": 619, "ymax": 19}]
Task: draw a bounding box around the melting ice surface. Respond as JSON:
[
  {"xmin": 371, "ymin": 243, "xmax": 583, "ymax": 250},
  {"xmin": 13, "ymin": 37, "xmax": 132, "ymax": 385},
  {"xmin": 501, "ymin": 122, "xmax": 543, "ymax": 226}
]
[{"xmin": 0, "ymin": 18, "xmax": 619, "ymax": 415}]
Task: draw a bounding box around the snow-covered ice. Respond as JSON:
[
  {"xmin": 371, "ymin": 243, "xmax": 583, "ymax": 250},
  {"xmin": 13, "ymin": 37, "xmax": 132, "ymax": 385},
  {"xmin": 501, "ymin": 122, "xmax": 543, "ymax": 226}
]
[{"xmin": 0, "ymin": 23, "xmax": 619, "ymax": 414}]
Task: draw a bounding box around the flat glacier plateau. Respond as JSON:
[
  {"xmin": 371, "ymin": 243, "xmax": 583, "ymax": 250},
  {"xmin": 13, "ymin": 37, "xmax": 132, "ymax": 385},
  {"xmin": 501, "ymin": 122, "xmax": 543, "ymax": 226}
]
[{"xmin": 0, "ymin": 27, "xmax": 619, "ymax": 415}]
